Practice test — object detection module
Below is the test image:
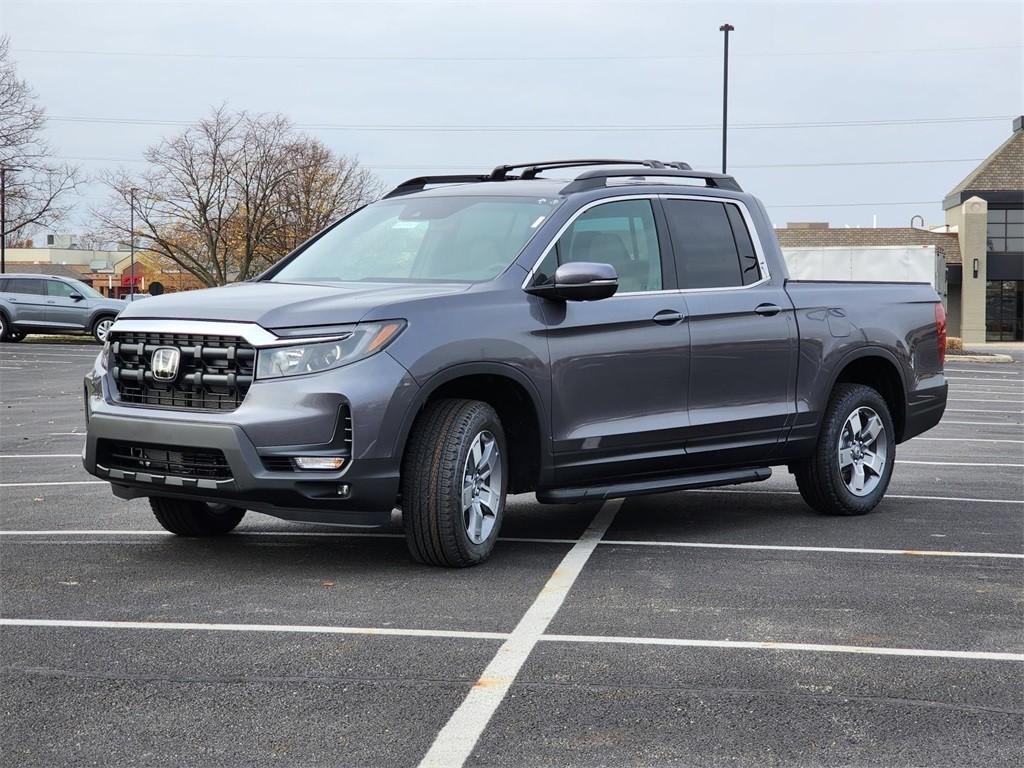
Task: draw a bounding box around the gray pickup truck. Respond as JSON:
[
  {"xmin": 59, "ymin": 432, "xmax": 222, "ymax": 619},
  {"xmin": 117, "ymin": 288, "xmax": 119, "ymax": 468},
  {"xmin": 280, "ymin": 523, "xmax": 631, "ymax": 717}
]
[{"xmin": 82, "ymin": 160, "xmax": 948, "ymax": 567}]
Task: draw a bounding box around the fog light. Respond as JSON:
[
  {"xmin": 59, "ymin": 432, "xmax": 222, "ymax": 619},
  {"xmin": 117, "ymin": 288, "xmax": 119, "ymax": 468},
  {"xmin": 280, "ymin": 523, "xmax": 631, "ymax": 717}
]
[{"xmin": 294, "ymin": 457, "xmax": 346, "ymax": 470}]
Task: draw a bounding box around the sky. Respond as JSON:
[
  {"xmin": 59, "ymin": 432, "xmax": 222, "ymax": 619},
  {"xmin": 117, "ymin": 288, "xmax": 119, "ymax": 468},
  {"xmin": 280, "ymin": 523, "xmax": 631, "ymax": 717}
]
[{"xmin": 2, "ymin": 0, "xmax": 1022, "ymax": 234}]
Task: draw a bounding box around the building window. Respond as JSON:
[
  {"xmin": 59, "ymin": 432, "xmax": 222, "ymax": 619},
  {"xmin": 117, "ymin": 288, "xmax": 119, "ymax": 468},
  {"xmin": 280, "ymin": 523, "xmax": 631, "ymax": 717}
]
[
  {"xmin": 986, "ymin": 280, "xmax": 1024, "ymax": 341},
  {"xmin": 987, "ymin": 209, "xmax": 1024, "ymax": 253}
]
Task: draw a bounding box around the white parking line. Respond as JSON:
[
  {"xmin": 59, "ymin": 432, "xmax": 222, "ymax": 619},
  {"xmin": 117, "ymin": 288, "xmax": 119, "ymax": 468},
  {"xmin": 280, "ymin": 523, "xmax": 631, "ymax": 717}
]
[
  {"xmin": 945, "ymin": 369, "xmax": 1020, "ymax": 375},
  {"xmin": 600, "ymin": 540, "xmax": 1024, "ymax": 559},
  {"xmin": 0, "ymin": 481, "xmax": 104, "ymax": 487},
  {"xmin": 949, "ymin": 397, "xmax": 1024, "ymax": 403},
  {"xmin": 540, "ymin": 634, "xmax": 1024, "ymax": 662},
  {"xmin": 416, "ymin": 498, "xmax": 622, "ymax": 768},
  {"xmin": 896, "ymin": 459, "xmax": 1024, "ymax": 467},
  {"xmin": 0, "ymin": 359, "xmax": 83, "ymax": 365},
  {"xmin": 947, "ymin": 376, "xmax": 1024, "ymax": 383},
  {"xmin": 4, "ymin": 530, "xmax": 1018, "ymax": 559},
  {"xmin": 2, "ymin": 618, "xmax": 1019, "ymax": 663},
  {"xmin": 0, "ymin": 454, "xmax": 82, "ymax": 459},
  {"xmin": 0, "ymin": 530, "xmax": 578, "ymax": 545},
  {"xmin": 685, "ymin": 488, "xmax": 1023, "ymax": 504},
  {"xmin": 0, "ymin": 617, "xmax": 509, "ymax": 641},
  {"xmin": 946, "ymin": 409, "xmax": 1024, "ymax": 414},
  {"xmin": 0, "ymin": 354, "xmax": 97, "ymax": 360},
  {"xmin": 939, "ymin": 420, "xmax": 1024, "ymax": 426},
  {"xmin": 914, "ymin": 436, "xmax": 1024, "ymax": 444}
]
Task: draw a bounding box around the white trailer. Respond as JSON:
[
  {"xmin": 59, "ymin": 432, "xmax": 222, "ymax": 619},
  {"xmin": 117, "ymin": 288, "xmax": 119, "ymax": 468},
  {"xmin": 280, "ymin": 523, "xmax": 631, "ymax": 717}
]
[{"xmin": 780, "ymin": 245, "xmax": 947, "ymax": 303}]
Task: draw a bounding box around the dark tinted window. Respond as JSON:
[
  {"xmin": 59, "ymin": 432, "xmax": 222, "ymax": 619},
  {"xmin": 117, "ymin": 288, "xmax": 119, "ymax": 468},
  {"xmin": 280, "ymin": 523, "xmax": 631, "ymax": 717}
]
[
  {"xmin": 8, "ymin": 278, "xmax": 44, "ymax": 295},
  {"xmin": 665, "ymin": 200, "xmax": 749, "ymax": 289},
  {"xmin": 538, "ymin": 200, "xmax": 662, "ymax": 292},
  {"xmin": 0, "ymin": 278, "xmax": 9, "ymax": 292},
  {"xmin": 725, "ymin": 204, "xmax": 762, "ymax": 285}
]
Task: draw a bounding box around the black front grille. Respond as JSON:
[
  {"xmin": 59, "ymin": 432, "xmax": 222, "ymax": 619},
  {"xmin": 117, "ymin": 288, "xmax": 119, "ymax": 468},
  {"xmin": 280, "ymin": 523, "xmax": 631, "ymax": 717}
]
[
  {"xmin": 98, "ymin": 439, "xmax": 233, "ymax": 481},
  {"xmin": 110, "ymin": 331, "xmax": 255, "ymax": 411}
]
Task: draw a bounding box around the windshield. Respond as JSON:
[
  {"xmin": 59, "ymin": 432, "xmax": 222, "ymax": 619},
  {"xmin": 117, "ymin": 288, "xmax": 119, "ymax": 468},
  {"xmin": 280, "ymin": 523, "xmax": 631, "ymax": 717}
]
[
  {"xmin": 270, "ymin": 195, "xmax": 561, "ymax": 284},
  {"xmin": 68, "ymin": 278, "xmax": 103, "ymax": 299}
]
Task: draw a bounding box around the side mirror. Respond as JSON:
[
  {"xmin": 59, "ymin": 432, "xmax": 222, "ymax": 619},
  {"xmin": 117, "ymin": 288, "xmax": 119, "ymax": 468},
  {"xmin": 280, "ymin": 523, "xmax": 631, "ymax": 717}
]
[
  {"xmin": 69, "ymin": 292, "xmax": 84, "ymax": 301},
  {"xmin": 526, "ymin": 262, "xmax": 618, "ymax": 302}
]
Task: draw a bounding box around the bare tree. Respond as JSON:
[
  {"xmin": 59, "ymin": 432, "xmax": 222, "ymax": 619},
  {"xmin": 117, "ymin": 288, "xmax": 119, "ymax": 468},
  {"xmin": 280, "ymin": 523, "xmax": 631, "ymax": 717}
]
[
  {"xmin": 94, "ymin": 106, "xmax": 381, "ymax": 286},
  {"xmin": 0, "ymin": 37, "xmax": 81, "ymax": 245}
]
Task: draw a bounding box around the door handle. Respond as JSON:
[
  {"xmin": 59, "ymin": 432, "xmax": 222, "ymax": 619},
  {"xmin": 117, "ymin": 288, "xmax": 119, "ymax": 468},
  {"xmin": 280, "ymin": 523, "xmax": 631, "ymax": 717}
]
[
  {"xmin": 754, "ymin": 303, "xmax": 781, "ymax": 317},
  {"xmin": 652, "ymin": 310, "xmax": 686, "ymax": 326}
]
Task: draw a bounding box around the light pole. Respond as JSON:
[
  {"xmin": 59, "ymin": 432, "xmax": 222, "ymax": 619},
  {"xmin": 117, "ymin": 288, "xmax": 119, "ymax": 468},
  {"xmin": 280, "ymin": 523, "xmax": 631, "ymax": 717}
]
[
  {"xmin": 1, "ymin": 167, "xmax": 9, "ymax": 274},
  {"xmin": 129, "ymin": 187, "xmax": 137, "ymax": 298},
  {"xmin": 719, "ymin": 23, "xmax": 734, "ymax": 174}
]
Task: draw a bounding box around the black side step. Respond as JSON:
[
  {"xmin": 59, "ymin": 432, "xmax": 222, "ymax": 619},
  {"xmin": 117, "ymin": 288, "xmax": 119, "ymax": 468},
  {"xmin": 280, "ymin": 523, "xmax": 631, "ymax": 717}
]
[{"xmin": 536, "ymin": 467, "xmax": 772, "ymax": 504}]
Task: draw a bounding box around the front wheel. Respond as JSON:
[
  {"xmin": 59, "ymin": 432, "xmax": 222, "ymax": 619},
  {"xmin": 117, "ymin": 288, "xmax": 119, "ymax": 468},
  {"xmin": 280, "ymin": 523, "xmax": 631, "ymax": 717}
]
[
  {"xmin": 401, "ymin": 399, "xmax": 507, "ymax": 567},
  {"xmin": 150, "ymin": 497, "xmax": 246, "ymax": 536},
  {"xmin": 92, "ymin": 316, "xmax": 115, "ymax": 343},
  {"xmin": 0, "ymin": 315, "xmax": 22, "ymax": 342},
  {"xmin": 793, "ymin": 383, "xmax": 896, "ymax": 516}
]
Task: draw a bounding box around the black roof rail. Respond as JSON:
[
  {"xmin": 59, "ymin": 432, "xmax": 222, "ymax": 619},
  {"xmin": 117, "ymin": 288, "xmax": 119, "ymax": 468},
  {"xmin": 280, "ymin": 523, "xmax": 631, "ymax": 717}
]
[
  {"xmin": 489, "ymin": 159, "xmax": 689, "ymax": 181},
  {"xmin": 560, "ymin": 168, "xmax": 742, "ymax": 194},
  {"xmin": 383, "ymin": 174, "xmax": 491, "ymax": 199}
]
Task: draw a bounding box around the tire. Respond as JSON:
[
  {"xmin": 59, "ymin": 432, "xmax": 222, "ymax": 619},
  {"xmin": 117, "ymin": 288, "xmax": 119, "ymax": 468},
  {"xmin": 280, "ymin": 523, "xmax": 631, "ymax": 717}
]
[
  {"xmin": 793, "ymin": 383, "xmax": 896, "ymax": 516},
  {"xmin": 0, "ymin": 313, "xmax": 18, "ymax": 342},
  {"xmin": 150, "ymin": 497, "xmax": 246, "ymax": 536},
  {"xmin": 401, "ymin": 398, "xmax": 508, "ymax": 567},
  {"xmin": 92, "ymin": 315, "xmax": 115, "ymax": 343}
]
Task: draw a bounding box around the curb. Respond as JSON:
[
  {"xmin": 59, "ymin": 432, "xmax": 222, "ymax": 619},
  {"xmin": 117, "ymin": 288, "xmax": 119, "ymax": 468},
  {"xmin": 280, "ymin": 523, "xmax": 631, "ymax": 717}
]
[{"xmin": 947, "ymin": 354, "xmax": 1015, "ymax": 363}]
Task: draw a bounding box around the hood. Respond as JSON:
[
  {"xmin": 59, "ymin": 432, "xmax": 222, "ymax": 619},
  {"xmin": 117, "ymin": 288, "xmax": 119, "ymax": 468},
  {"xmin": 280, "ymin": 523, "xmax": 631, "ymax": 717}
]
[{"xmin": 117, "ymin": 280, "xmax": 472, "ymax": 329}]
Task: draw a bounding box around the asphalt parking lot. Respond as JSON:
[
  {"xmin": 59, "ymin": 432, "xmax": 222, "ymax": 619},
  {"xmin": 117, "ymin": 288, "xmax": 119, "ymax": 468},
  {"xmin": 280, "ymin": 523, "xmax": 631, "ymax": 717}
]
[{"xmin": 1, "ymin": 340, "xmax": 1022, "ymax": 768}]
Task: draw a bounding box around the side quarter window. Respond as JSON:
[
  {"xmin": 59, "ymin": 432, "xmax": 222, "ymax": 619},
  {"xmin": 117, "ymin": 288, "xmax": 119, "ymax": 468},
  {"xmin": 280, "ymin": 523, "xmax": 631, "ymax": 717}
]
[
  {"xmin": 535, "ymin": 200, "xmax": 662, "ymax": 293},
  {"xmin": 725, "ymin": 204, "xmax": 763, "ymax": 285}
]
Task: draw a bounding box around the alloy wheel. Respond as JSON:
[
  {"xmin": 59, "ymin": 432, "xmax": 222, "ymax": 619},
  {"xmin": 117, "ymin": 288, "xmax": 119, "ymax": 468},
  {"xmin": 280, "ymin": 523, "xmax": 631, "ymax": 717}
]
[
  {"xmin": 837, "ymin": 406, "xmax": 887, "ymax": 496},
  {"xmin": 462, "ymin": 430, "xmax": 502, "ymax": 544},
  {"xmin": 95, "ymin": 318, "xmax": 114, "ymax": 342}
]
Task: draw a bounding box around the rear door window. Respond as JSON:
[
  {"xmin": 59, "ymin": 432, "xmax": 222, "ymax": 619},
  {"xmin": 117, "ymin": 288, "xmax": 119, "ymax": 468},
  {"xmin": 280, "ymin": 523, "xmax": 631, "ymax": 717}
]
[
  {"xmin": 8, "ymin": 279, "xmax": 44, "ymax": 295},
  {"xmin": 665, "ymin": 199, "xmax": 759, "ymax": 289}
]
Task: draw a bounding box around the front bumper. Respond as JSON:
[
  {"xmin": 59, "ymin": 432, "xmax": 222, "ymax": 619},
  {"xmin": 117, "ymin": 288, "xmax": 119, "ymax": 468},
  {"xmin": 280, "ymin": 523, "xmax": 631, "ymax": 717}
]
[{"xmin": 83, "ymin": 349, "xmax": 419, "ymax": 526}]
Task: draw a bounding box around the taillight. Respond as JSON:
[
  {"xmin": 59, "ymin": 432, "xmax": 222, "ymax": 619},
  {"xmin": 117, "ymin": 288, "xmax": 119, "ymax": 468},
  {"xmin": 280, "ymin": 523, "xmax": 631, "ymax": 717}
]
[{"xmin": 935, "ymin": 302, "xmax": 947, "ymax": 367}]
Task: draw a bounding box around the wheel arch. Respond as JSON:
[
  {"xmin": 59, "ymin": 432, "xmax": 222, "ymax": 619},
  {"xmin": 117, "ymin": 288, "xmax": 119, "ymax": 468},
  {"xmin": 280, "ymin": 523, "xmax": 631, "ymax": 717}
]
[
  {"xmin": 826, "ymin": 347, "xmax": 908, "ymax": 442},
  {"xmin": 396, "ymin": 362, "xmax": 550, "ymax": 493},
  {"xmin": 89, "ymin": 309, "xmax": 119, "ymax": 328}
]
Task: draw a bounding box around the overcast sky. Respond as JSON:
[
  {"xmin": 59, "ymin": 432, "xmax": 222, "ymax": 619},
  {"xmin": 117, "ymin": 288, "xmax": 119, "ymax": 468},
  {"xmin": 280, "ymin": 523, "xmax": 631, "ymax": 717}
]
[{"xmin": 2, "ymin": 0, "xmax": 1022, "ymax": 233}]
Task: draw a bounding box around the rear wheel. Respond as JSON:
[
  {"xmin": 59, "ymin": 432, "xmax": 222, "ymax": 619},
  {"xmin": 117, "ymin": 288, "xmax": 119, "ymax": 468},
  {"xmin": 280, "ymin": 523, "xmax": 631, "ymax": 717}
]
[
  {"xmin": 794, "ymin": 383, "xmax": 896, "ymax": 516},
  {"xmin": 401, "ymin": 398, "xmax": 507, "ymax": 567},
  {"xmin": 150, "ymin": 497, "xmax": 246, "ymax": 536},
  {"xmin": 92, "ymin": 316, "xmax": 115, "ymax": 343}
]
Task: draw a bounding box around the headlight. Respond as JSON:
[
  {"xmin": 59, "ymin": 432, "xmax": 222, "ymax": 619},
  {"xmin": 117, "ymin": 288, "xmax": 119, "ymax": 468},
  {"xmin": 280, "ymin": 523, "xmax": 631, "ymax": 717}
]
[
  {"xmin": 97, "ymin": 341, "xmax": 111, "ymax": 372},
  {"xmin": 256, "ymin": 320, "xmax": 405, "ymax": 380}
]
